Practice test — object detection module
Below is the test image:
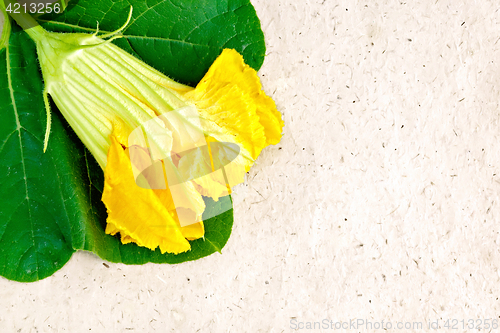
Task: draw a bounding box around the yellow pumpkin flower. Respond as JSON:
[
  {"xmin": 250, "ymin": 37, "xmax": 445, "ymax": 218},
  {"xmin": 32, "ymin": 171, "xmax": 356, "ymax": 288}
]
[{"xmin": 11, "ymin": 7, "xmax": 283, "ymax": 254}]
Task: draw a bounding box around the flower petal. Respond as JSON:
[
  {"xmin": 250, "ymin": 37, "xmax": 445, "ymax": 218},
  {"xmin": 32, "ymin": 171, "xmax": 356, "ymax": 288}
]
[
  {"xmin": 154, "ymin": 189, "xmax": 205, "ymax": 240},
  {"xmin": 177, "ymin": 146, "xmax": 229, "ymax": 201},
  {"xmin": 102, "ymin": 135, "xmax": 191, "ymax": 254},
  {"xmin": 184, "ymin": 49, "xmax": 284, "ymax": 148}
]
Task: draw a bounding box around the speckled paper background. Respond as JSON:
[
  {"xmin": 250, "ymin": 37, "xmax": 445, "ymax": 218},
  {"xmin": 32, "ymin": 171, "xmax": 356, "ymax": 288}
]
[{"xmin": 2, "ymin": 0, "xmax": 500, "ymax": 332}]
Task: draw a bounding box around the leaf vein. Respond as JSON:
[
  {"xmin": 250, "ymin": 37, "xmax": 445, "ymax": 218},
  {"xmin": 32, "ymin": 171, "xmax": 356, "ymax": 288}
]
[
  {"xmin": 181, "ymin": 4, "xmax": 249, "ymax": 43},
  {"xmin": 127, "ymin": 1, "xmax": 166, "ymax": 28},
  {"xmin": 6, "ymin": 45, "xmax": 39, "ymax": 280},
  {"xmin": 0, "ymin": 129, "xmax": 16, "ymax": 154},
  {"xmin": 124, "ymin": 35, "xmax": 212, "ymax": 49}
]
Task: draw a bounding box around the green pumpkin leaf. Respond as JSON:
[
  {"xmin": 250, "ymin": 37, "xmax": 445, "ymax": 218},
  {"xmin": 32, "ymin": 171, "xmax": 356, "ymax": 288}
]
[
  {"xmin": 0, "ymin": 28, "xmax": 80, "ymax": 282},
  {"xmin": 0, "ymin": 0, "xmax": 266, "ymax": 282}
]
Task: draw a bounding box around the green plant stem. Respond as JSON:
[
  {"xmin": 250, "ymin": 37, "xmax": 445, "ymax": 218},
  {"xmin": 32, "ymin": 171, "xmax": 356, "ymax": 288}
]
[{"xmin": 4, "ymin": 0, "xmax": 46, "ymax": 42}]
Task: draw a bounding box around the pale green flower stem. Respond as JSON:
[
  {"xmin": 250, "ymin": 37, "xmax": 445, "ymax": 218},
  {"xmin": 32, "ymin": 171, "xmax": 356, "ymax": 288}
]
[{"xmin": 5, "ymin": 1, "xmax": 45, "ymax": 40}]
